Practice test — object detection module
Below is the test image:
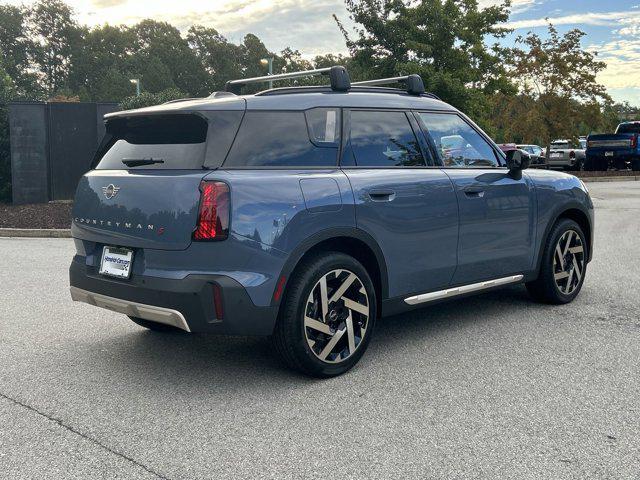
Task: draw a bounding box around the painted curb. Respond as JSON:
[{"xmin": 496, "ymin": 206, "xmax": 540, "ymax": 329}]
[{"xmin": 0, "ymin": 228, "xmax": 72, "ymax": 238}]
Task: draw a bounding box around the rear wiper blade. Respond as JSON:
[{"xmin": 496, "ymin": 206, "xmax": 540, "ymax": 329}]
[{"xmin": 122, "ymin": 158, "xmax": 165, "ymax": 167}]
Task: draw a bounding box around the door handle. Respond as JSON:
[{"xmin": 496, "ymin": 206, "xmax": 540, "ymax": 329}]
[
  {"xmin": 463, "ymin": 186, "xmax": 485, "ymax": 198},
  {"xmin": 368, "ymin": 189, "xmax": 396, "ymax": 202}
]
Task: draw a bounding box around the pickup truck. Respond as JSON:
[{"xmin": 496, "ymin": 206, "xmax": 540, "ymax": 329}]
[
  {"xmin": 547, "ymin": 140, "xmax": 586, "ymax": 171},
  {"xmin": 586, "ymin": 121, "xmax": 640, "ymax": 171}
]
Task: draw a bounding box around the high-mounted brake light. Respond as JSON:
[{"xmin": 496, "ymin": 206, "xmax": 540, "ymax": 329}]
[{"xmin": 193, "ymin": 181, "xmax": 230, "ymax": 241}]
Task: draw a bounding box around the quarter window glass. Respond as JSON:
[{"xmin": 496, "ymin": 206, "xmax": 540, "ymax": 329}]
[
  {"xmin": 224, "ymin": 111, "xmax": 338, "ymax": 167},
  {"xmin": 306, "ymin": 108, "xmax": 340, "ymax": 144},
  {"xmin": 419, "ymin": 113, "xmax": 499, "ymax": 168},
  {"xmin": 350, "ymin": 111, "xmax": 424, "ymax": 167}
]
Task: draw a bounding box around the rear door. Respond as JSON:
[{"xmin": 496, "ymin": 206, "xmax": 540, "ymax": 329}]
[
  {"xmin": 417, "ymin": 111, "xmax": 535, "ymax": 285},
  {"xmin": 72, "ymin": 111, "xmax": 244, "ymax": 250},
  {"xmin": 342, "ymin": 109, "xmax": 458, "ymax": 298}
]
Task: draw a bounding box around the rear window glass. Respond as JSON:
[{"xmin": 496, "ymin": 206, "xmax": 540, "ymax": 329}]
[
  {"xmin": 96, "ymin": 114, "xmax": 208, "ymax": 170},
  {"xmin": 617, "ymin": 123, "xmax": 640, "ymax": 134},
  {"xmin": 224, "ymin": 111, "xmax": 338, "ymax": 168}
]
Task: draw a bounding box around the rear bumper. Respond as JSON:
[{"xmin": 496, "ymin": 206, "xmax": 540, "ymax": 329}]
[{"xmin": 69, "ymin": 258, "xmax": 278, "ymax": 335}]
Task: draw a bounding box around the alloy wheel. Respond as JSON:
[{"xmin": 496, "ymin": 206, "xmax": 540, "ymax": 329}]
[
  {"xmin": 304, "ymin": 269, "xmax": 370, "ymax": 364},
  {"xmin": 552, "ymin": 230, "xmax": 585, "ymax": 295}
]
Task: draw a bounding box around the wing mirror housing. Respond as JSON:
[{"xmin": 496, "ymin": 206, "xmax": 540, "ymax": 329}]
[{"xmin": 506, "ymin": 149, "xmax": 530, "ymax": 172}]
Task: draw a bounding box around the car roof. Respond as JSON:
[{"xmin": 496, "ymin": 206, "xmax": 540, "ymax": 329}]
[{"xmin": 105, "ymin": 88, "xmax": 457, "ymax": 119}]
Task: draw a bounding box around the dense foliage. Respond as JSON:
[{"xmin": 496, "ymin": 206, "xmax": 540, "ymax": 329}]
[{"xmin": 0, "ymin": 0, "xmax": 636, "ymax": 202}]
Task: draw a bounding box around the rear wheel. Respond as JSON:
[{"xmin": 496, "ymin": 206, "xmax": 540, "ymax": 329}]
[
  {"xmin": 272, "ymin": 252, "xmax": 377, "ymax": 377},
  {"xmin": 526, "ymin": 219, "xmax": 587, "ymax": 304},
  {"xmin": 128, "ymin": 316, "xmax": 185, "ymax": 333}
]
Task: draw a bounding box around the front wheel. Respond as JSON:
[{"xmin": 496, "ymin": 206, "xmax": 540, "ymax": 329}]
[
  {"xmin": 526, "ymin": 219, "xmax": 587, "ymax": 304},
  {"xmin": 272, "ymin": 252, "xmax": 377, "ymax": 377}
]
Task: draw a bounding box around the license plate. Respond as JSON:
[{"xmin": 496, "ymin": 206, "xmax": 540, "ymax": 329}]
[
  {"xmin": 99, "ymin": 246, "xmax": 133, "ymax": 279},
  {"xmin": 605, "ymin": 151, "xmax": 614, "ymax": 157},
  {"xmin": 551, "ymin": 153, "xmax": 561, "ymax": 158}
]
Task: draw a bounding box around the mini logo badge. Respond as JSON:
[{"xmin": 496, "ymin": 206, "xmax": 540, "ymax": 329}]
[{"xmin": 102, "ymin": 184, "xmax": 120, "ymax": 199}]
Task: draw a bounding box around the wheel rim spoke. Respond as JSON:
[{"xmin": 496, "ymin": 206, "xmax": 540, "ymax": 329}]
[
  {"xmin": 553, "ymin": 229, "xmax": 585, "ymax": 296},
  {"xmin": 304, "ymin": 268, "xmax": 370, "ymax": 364}
]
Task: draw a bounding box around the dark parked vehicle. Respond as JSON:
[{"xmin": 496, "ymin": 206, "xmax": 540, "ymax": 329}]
[
  {"xmin": 70, "ymin": 67, "xmax": 594, "ymax": 377},
  {"xmin": 586, "ymin": 122, "xmax": 640, "ymax": 171}
]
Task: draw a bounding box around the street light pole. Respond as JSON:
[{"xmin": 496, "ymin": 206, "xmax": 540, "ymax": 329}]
[
  {"xmin": 260, "ymin": 58, "xmax": 274, "ymax": 89},
  {"xmin": 130, "ymin": 78, "xmax": 141, "ymax": 97}
]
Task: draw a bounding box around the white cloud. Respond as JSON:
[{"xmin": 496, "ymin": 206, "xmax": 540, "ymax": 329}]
[{"xmin": 504, "ymin": 10, "xmax": 640, "ymax": 29}]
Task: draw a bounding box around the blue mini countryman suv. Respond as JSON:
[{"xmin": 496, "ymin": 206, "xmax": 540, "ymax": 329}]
[{"xmin": 70, "ymin": 67, "xmax": 594, "ymax": 377}]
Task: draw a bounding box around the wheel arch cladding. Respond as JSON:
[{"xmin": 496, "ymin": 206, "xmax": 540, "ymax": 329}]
[
  {"xmin": 274, "ymin": 229, "xmax": 388, "ymax": 316},
  {"xmin": 558, "ymin": 208, "xmax": 592, "ymax": 260}
]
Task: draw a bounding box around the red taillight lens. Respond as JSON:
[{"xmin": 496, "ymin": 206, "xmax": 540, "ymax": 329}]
[
  {"xmin": 631, "ymin": 135, "xmax": 637, "ymax": 149},
  {"xmin": 193, "ymin": 181, "xmax": 229, "ymax": 241},
  {"xmin": 569, "ymin": 150, "xmax": 576, "ymax": 159}
]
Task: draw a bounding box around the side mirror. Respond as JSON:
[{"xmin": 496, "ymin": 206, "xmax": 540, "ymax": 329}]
[{"xmin": 505, "ymin": 149, "xmax": 530, "ymax": 171}]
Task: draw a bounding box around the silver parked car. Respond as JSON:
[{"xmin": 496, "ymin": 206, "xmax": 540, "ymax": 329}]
[{"xmin": 547, "ymin": 139, "xmax": 586, "ymax": 171}]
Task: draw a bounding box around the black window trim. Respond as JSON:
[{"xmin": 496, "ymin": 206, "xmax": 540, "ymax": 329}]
[
  {"xmin": 220, "ymin": 108, "xmax": 342, "ymax": 170},
  {"xmin": 339, "ymin": 107, "xmax": 436, "ymax": 169},
  {"xmin": 415, "ymin": 110, "xmax": 507, "ymax": 169}
]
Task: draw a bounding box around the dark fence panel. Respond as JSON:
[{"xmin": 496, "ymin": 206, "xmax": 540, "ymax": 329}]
[
  {"xmin": 9, "ymin": 102, "xmax": 119, "ymax": 204},
  {"xmin": 9, "ymin": 102, "xmax": 49, "ymax": 205},
  {"xmin": 48, "ymin": 103, "xmax": 100, "ymax": 201}
]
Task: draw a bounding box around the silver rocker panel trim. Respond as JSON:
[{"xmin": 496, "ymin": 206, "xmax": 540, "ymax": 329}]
[
  {"xmin": 404, "ymin": 275, "xmax": 524, "ymax": 306},
  {"xmin": 70, "ymin": 286, "xmax": 191, "ymax": 332}
]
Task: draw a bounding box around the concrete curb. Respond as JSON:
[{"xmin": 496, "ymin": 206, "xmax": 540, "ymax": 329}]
[
  {"xmin": 0, "ymin": 228, "xmax": 71, "ymax": 238},
  {"xmin": 581, "ymin": 176, "xmax": 640, "ymax": 183}
]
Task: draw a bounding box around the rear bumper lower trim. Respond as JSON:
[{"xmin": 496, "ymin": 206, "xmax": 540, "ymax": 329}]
[{"xmin": 70, "ymin": 286, "xmax": 191, "ymax": 332}]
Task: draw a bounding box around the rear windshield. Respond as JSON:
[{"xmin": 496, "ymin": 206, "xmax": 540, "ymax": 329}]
[
  {"xmin": 617, "ymin": 123, "xmax": 640, "ymax": 134},
  {"xmin": 96, "ymin": 114, "xmax": 209, "ymax": 170}
]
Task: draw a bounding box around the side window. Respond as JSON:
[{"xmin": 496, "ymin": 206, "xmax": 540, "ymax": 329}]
[
  {"xmin": 306, "ymin": 108, "xmax": 339, "ymax": 145},
  {"xmin": 418, "ymin": 112, "xmax": 500, "ymax": 168},
  {"xmin": 224, "ymin": 111, "xmax": 338, "ymax": 167},
  {"xmin": 349, "ymin": 110, "xmax": 425, "ymax": 167}
]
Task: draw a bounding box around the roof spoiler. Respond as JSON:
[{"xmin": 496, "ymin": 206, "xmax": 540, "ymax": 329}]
[
  {"xmin": 352, "ymin": 74, "xmax": 426, "ymax": 95},
  {"xmin": 225, "ymin": 66, "xmax": 351, "ymax": 94}
]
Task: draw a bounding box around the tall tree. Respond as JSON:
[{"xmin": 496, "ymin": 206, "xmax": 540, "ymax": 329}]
[
  {"xmin": 29, "ymin": 0, "xmax": 80, "ymax": 96},
  {"xmin": 187, "ymin": 26, "xmax": 245, "ymax": 91},
  {"xmin": 0, "ymin": 5, "xmax": 40, "ymax": 97},
  {"xmin": 508, "ymin": 23, "xmax": 611, "ymax": 143},
  {"xmin": 335, "ymin": 0, "xmax": 514, "ymax": 110}
]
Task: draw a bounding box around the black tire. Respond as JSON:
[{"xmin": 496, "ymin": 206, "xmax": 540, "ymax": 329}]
[
  {"xmin": 526, "ymin": 219, "xmax": 587, "ymax": 304},
  {"xmin": 584, "ymin": 157, "xmax": 596, "ymax": 172},
  {"xmin": 575, "ymin": 158, "xmax": 585, "ymax": 171},
  {"xmin": 272, "ymin": 252, "xmax": 377, "ymax": 377},
  {"xmin": 128, "ymin": 316, "xmax": 185, "ymax": 333},
  {"xmin": 632, "ymin": 157, "xmax": 640, "ymax": 172}
]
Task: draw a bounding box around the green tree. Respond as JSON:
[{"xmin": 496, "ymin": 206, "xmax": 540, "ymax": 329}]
[
  {"xmin": 0, "ymin": 5, "xmax": 41, "ymax": 97},
  {"xmin": 29, "ymin": 0, "xmax": 80, "ymax": 96},
  {"xmin": 130, "ymin": 20, "xmax": 208, "ymax": 96},
  {"xmin": 507, "ymin": 23, "xmax": 611, "ymax": 145},
  {"xmin": 336, "ymin": 0, "xmax": 514, "ymax": 110}
]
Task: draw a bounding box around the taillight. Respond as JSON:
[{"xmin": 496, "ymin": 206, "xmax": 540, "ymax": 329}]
[
  {"xmin": 193, "ymin": 181, "xmax": 229, "ymax": 241},
  {"xmin": 569, "ymin": 150, "xmax": 575, "ymax": 159},
  {"xmin": 631, "ymin": 135, "xmax": 638, "ymax": 149}
]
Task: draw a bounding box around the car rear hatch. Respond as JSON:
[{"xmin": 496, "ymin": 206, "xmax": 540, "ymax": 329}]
[{"xmin": 72, "ymin": 107, "xmax": 244, "ymax": 250}]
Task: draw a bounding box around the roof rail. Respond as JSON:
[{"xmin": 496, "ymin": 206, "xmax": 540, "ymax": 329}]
[
  {"xmin": 352, "ymin": 74, "xmax": 425, "ymax": 95},
  {"xmin": 225, "ymin": 65, "xmax": 350, "ymax": 94}
]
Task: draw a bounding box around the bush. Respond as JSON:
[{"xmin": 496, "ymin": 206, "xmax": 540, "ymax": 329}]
[{"xmin": 119, "ymin": 88, "xmax": 187, "ymax": 110}]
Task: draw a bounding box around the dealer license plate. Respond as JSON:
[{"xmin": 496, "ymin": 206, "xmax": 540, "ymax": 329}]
[{"xmin": 99, "ymin": 246, "xmax": 133, "ymax": 279}]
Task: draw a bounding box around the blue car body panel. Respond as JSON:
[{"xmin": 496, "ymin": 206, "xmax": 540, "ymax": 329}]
[{"xmin": 70, "ymin": 88, "xmax": 594, "ymax": 335}]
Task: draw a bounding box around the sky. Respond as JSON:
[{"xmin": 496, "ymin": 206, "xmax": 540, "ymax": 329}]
[{"xmin": 5, "ymin": 0, "xmax": 640, "ymax": 105}]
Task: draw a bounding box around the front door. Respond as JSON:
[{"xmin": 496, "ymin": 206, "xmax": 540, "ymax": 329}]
[
  {"xmin": 417, "ymin": 111, "xmax": 536, "ymax": 285},
  {"xmin": 342, "ymin": 109, "xmax": 459, "ymax": 299}
]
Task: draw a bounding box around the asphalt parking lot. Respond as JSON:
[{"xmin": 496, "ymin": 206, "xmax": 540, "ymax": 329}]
[{"xmin": 1, "ymin": 181, "xmax": 639, "ymax": 479}]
